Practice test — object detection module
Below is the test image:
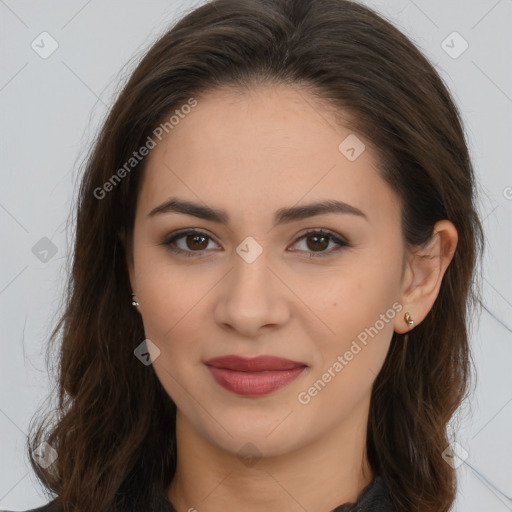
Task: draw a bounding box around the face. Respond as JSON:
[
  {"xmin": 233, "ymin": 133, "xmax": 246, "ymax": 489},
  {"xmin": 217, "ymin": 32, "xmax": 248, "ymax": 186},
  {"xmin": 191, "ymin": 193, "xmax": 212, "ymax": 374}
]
[{"xmin": 128, "ymin": 84, "xmax": 407, "ymax": 458}]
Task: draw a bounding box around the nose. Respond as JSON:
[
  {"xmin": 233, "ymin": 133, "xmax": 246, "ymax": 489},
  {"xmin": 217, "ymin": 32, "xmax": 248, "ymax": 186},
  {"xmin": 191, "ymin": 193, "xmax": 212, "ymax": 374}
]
[{"xmin": 213, "ymin": 250, "xmax": 291, "ymax": 338}]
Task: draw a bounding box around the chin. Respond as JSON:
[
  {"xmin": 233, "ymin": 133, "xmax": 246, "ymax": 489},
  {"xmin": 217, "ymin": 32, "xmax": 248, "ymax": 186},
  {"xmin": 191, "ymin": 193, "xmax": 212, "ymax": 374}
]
[{"xmin": 196, "ymin": 411, "xmax": 309, "ymax": 458}]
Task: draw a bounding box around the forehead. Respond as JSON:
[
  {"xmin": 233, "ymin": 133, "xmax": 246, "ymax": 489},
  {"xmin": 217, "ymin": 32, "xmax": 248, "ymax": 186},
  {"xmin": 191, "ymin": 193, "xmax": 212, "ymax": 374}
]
[
  {"xmin": 162, "ymin": 84, "xmax": 355, "ymax": 163},
  {"xmin": 138, "ymin": 84, "xmax": 399, "ymax": 227}
]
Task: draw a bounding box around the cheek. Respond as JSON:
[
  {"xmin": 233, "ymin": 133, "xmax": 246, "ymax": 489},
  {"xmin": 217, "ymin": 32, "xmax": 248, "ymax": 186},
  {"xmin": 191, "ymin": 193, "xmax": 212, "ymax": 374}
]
[
  {"xmin": 134, "ymin": 271, "xmax": 209, "ymax": 405},
  {"xmin": 135, "ymin": 249, "xmax": 212, "ymax": 342},
  {"xmin": 298, "ymin": 280, "xmax": 397, "ymax": 421},
  {"xmin": 138, "ymin": 281, "xmax": 205, "ymax": 410},
  {"xmin": 309, "ymin": 249, "xmax": 402, "ymax": 371}
]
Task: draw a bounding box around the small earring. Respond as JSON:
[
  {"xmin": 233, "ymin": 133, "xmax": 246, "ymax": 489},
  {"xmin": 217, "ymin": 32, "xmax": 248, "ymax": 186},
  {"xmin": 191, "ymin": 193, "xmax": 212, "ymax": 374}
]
[
  {"xmin": 131, "ymin": 293, "xmax": 139, "ymax": 307},
  {"xmin": 404, "ymin": 312, "xmax": 414, "ymax": 327}
]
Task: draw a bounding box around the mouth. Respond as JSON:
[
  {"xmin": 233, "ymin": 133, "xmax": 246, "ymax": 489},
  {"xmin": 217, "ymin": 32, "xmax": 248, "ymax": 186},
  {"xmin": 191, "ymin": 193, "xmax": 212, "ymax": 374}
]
[{"xmin": 204, "ymin": 355, "xmax": 308, "ymax": 396}]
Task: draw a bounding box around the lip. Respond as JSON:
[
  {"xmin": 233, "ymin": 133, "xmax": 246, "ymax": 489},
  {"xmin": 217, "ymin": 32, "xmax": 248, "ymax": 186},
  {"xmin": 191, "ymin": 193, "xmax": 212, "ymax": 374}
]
[
  {"xmin": 204, "ymin": 355, "xmax": 308, "ymax": 396},
  {"xmin": 205, "ymin": 355, "xmax": 307, "ymax": 371}
]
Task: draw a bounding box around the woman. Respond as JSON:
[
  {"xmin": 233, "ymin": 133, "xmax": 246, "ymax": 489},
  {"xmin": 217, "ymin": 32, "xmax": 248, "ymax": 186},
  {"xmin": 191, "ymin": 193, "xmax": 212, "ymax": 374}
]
[{"xmin": 12, "ymin": 0, "xmax": 483, "ymax": 511}]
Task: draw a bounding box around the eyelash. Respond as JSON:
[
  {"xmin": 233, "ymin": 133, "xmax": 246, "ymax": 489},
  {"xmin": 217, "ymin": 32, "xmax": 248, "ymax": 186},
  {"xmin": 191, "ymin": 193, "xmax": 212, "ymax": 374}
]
[{"xmin": 161, "ymin": 229, "xmax": 350, "ymax": 259}]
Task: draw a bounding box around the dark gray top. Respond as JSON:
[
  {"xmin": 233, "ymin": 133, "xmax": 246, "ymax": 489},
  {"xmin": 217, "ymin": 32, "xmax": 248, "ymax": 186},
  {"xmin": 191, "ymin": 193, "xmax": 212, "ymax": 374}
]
[{"xmin": 3, "ymin": 475, "xmax": 396, "ymax": 512}]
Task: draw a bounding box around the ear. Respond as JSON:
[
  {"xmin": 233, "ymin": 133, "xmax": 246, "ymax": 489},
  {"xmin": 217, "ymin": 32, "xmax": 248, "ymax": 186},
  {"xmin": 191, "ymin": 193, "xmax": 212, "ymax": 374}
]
[{"xmin": 394, "ymin": 220, "xmax": 458, "ymax": 333}]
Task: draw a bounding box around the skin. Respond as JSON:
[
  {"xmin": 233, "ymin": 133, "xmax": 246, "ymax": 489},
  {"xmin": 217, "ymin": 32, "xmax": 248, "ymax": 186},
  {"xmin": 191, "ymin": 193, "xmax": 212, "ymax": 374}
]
[{"xmin": 127, "ymin": 84, "xmax": 458, "ymax": 512}]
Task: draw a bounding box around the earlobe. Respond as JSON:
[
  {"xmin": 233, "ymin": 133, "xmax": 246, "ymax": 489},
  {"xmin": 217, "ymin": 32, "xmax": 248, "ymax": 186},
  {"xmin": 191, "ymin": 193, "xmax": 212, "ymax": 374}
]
[
  {"xmin": 394, "ymin": 220, "xmax": 458, "ymax": 333},
  {"xmin": 394, "ymin": 310, "xmax": 416, "ymax": 334},
  {"xmin": 128, "ymin": 267, "xmax": 141, "ymax": 313}
]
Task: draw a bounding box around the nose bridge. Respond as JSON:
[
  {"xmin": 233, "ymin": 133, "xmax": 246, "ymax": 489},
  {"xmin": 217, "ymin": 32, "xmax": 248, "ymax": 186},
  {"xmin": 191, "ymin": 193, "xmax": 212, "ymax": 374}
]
[
  {"xmin": 214, "ymin": 243, "xmax": 290, "ymax": 335},
  {"xmin": 231, "ymin": 234, "xmax": 272, "ymax": 293},
  {"xmin": 233, "ymin": 246, "xmax": 270, "ymax": 294}
]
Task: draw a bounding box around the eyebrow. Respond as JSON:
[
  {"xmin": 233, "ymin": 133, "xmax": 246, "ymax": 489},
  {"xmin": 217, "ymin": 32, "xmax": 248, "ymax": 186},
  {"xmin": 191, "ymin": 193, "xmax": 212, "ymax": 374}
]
[{"xmin": 147, "ymin": 197, "xmax": 367, "ymax": 226}]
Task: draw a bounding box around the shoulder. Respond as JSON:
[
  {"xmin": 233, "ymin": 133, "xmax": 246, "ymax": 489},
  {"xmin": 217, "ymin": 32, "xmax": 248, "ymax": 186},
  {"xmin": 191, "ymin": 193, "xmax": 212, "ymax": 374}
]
[{"xmin": 1, "ymin": 500, "xmax": 63, "ymax": 512}]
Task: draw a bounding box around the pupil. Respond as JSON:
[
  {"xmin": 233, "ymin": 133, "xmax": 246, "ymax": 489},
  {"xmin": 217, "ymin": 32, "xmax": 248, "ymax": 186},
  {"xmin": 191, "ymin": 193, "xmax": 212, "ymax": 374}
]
[
  {"xmin": 308, "ymin": 235, "xmax": 328, "ymax": 251},
  {"xmin": 188, "ymin": 234, "xmax": 207, "ymax": 250}
]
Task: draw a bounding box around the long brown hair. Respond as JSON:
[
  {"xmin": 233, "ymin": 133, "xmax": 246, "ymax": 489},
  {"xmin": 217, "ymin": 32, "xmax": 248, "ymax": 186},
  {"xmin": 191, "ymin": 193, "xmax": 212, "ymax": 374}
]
[{"xmin": 27, "ymin": 1, "xmax": 484, "ymax": 511}]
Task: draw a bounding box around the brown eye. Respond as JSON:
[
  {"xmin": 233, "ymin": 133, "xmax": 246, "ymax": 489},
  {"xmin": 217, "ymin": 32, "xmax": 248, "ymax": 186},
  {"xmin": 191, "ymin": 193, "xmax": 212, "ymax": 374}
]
[
  {"xmin": 305, "ymin": 233, "xmax": 330, "ymax": 252},
  {"xmin": 162, "ymin": 228, "xmax": 349, "ymax": 259},
  {"xmin": 185, "ymin": 233, "xmax": 209, "ymax": 250},
  {"xmin": 162, "ymin": 229, "xmax": 219, "ymax": 257},
  {"xmin": 290, "ymin": 229, "xmax": 350, "ymax": 258}
]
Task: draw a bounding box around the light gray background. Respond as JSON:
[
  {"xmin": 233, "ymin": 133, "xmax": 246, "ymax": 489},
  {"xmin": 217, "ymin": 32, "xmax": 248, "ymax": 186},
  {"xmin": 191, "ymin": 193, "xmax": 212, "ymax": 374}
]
[{"xmin": 1, "ymin": 0, "xmax": 511, "ymax": 510}]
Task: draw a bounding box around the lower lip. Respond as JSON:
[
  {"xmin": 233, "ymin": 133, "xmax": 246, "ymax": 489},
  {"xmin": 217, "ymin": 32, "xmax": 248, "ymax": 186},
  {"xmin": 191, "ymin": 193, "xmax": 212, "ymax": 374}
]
[{"xmin": 206, "ymin": 365, "xmax": 306, "ymax": 396}]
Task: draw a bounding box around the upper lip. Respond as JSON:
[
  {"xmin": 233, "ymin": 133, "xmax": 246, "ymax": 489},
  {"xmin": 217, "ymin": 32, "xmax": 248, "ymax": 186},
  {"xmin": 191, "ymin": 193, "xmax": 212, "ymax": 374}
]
[{"xmin": 204, "ymin": 355, "xmax": 307, "ymax": 372}]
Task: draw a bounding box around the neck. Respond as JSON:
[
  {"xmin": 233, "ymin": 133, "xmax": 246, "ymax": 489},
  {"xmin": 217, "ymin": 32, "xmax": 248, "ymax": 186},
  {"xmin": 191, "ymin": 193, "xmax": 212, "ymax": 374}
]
[{"xmin": 167, "ymin": 396, "xmax": 373, "ymax": 512}]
